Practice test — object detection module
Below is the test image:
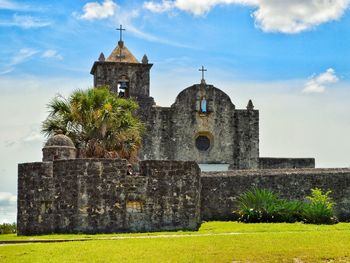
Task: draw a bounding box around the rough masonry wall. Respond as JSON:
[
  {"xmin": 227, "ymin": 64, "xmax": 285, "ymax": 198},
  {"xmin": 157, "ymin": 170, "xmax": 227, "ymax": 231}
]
[
  {"xmin": 52, "ymin": 159, "xmax": 128, "ymax": 234},
  {"xmin": 42, "ymin": 146, "xmax": 76, "ymax": 162},
  {"xmin": 170, "ymin": 85, "xmax": 236, "ymax": 164},
  {"xmin": 141, "ymin": 84, "xmax": 240, "ymax": 164},
  {"xmin": 17, "ymin": 159, "xmax": 201, "ymax": 235},
  {"xmin": 18, "ymin": 159, "xmax": 128, "ymax": 235},
  {"xmin": 258, "ymin": 158, "xmax": 315, "ymax": 169},
  {"xmin": 136, "ymin": 160, "xmax": 202, "ymax": 232},
  {"xmin": 201, "ymin": 168, "xmax": 350, "ymax": 221},
  {"xmin": 140, "ymin": 107, "xmax": 174, "ymax": 160},
  {"xmin": 92, "ymin": 62, "xmax": 152, "ymax": 98},
  {"xmin": 231, "ymin": 109, "xmax": 259, "ymax": 169},
  {"xmin": 18, "ymin": 162, "xmax": 54, "ymax": 235},
  {"xmin": 140, "ymin": 84, "xmax": 260, "ymax": 169}
]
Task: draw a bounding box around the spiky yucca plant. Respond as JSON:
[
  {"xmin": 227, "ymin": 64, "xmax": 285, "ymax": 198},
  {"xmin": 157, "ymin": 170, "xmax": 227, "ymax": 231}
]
[{"xmin": 235, "ymin": 188, "xmax": 338, "ymax": 224}]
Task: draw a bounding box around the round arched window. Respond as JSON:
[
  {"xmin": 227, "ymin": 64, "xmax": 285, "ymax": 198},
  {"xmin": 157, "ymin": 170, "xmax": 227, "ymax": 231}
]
[{"xmin": 195, "ymin": 135, "xmax": 210, "ymax": 151}]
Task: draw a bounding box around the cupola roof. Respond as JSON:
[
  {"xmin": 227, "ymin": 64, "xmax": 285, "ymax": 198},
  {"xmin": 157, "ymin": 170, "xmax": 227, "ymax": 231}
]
[
  {"xmin": 44, "ymin": 134, "xmax": 75, "ymax": 148},
  {"xmin": 106, "ymin": 41, "xmax": 139, "ymax": 63}
]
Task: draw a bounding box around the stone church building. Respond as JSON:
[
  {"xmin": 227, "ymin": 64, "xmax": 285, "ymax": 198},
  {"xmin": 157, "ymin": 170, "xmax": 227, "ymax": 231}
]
[
  {"xmin": 18, "ymin": 34, "xmax": 350, "ymax": 235},
  {"xmin": 91, "ymin": 37, "xmax": 314, "ymax": 170}
]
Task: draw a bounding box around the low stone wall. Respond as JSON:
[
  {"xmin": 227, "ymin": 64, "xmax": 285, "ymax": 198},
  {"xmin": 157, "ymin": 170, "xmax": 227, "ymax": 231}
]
[
  {"xmin": 135, "ymin": 161, "xmax": 202, "ymax": 232},
  {"xmin": 17, "ymin": 162, "xmax": 54, "ymax": 235},
  {"xmin": 17, "ymin": 159, "xmax": 201, "ymax": 235},
  {"xmin": 258, "ymin": 157, "xmax": 315, "ymax": 169},
  {"xmin": 18, "ymin": 159, "xmax": 350, "ymax": 235},
  {"xmin": 18, "ymin": 159, "xmax": 127, "ymax": 235},
  {"xmin": 201, "ymin": 168, "xmax": 350, "ymax": 221}
]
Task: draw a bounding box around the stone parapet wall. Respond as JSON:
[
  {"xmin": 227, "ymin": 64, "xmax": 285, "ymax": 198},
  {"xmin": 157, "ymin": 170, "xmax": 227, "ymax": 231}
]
[
  {"xmin": 19, "ymin": 158, "xmax": 350, "ymax": 235},
  {"xmin": 136, "ymin": 160, "xmax": 202, "ymax": 231},
  {"xmin": 17, "ymin": 162, "xmax": 54, "ymax": 235},
  {"xmin": 17, "ymin": 159, "xmax": 201, "ymax": 235},
  {"xmin": 52, "ymin": 159, "xmax": 128, "ymax": 234},
  {"xmin": 258, "ymin": 157, "xmax": 315, "ymax": 169},
  {"xmin": 201, "ymin": 168, "xmax": 350, "ymax": 221}
]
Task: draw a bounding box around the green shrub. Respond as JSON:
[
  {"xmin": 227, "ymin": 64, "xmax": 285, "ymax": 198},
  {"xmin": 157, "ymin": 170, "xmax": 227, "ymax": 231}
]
[
  {"xmin": 236, "ymin": 188, "xmax": 277, "ymax": 223},
  {"xmin": 235, "ymin": 188, "xmax": 338, "ymax": 224},
  {"xmin": 274, "ymin": 199, "xmax": 304, "ymax": 223},
  {"xmin": 301, "ymin": 188, "xmax": 338, "ymax": 224},
  {"xmin": 0, "ymin": 223, "xmax": 17, "ymax": 234},
  {"xmin": 236, "ymin": 188, "xmax": 303, "ymax": 223},
  {"xmin": 305, "ymin": 188, "xmax": 334, "ymax": 209}
]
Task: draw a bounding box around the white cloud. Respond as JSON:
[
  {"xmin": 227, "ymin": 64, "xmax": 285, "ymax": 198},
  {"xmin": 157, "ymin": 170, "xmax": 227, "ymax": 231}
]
[
  {"xmin": 107, "ymin": 7, "xmax": 193, "ymax": 48},
  {"xmin": 21, "ymin": 127, "xmax": 44, "ymax": 144},
  {"xmin": 80, "ymin": 0, "xmax": 118, "ymax": 20},
  {"xmin": 143, "ymin": 0, "xmax": 350, "ymax": 33},
  {"xmin": 0, "ymin": 68, "xmax": 14, "ymax": 75},
  {"xmin": 0, "ymin": 192, "xmax": 16, "ymax": 206},
  {"xmin": 75, "ymin": 0, "xmax": 192, "ymax": 47},
  {"xmin": 174, "ymin": 0, "xmax": 255, "ymax": 16},
  {"xmin": 12, "ymin": 14, "xmax": 50, "ymax": 29},
  {"xmin": 252, "ymin": 0, "xmax": 349, "ymax": 33},
  {"xmin": 0, "ymin": 0, "xmax": 30, "ymax": 11},
  {"xmin": 4, "ymin": 126, "xmax": 44, "ymax": 148},
  {"xmin": 0, "ymin": 48, "xmax": 38, "ymax": 75},
  {"xmin": 11, "ymin": 48, "xmax": 38, "ymax": 65},
  {"xmin": 0, "ymin": 14, "xmax": 51, "ymax": 29},
  {"xmin": 143, "ymin": 0, "xmax": 174, "ymax": 13},
  {"xmin": 128, "ymin": 23, "xmax": 192, "ymax": 48},
  {"xmin": 42, "ymin": 49, "xmax": 63, "ymax": 60},
  {"xmin": 0, "ymin": 192, "xmax": 16, "ymax": 223},
  {"xmin": 303, "ymin": 68, "xmax": 339, "ymax": 94}
]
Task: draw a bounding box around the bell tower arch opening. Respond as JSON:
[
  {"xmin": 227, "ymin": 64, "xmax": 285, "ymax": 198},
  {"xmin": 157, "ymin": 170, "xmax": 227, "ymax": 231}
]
[{"xmin": 117, "ymin": 75, "xmax": 130, "ymax": 98}]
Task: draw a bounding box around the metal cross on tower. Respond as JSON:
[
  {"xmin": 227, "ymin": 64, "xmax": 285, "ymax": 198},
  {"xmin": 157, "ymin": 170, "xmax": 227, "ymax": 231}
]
[
  {"xmin": 116, "ymin": 24, "xmax": 126, "ymax": 42},
  {"xmin": 199, "ymin": 66, "xmax": 207, "ymax": 84},
  {"xmin": 116, "ymin": 25, "xmax": 126, "ymax": 62}
]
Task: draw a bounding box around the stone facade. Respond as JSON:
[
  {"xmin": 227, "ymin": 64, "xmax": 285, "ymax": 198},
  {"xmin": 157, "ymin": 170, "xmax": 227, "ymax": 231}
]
[
  {"xmin": 201, "ymin": 168, "xmax": 350, "ymax": 221},
  {"xmin": 18, "ymin": 158, "xmax": 201, "ymax": 235},
  {"xmin": 90, "ymin": 40, "xmax": 314, "ymax": 169},
  {"xmin": 140, "ymin": 84, "xmax": 259, "ymax": 167}
]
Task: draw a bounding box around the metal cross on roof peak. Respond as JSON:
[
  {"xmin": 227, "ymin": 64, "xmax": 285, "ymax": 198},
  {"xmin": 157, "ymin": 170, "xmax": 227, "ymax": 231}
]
[
  {"xmin": 116, "ymin": 24, "xmax": 126, "ymax": 42},
  {"xmin": 199, "ymin": 66, "xmax": 207, "ymax": 82}
]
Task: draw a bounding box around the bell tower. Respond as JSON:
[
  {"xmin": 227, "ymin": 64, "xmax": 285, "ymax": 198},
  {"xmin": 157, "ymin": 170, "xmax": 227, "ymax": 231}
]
[{"xmin": 90, "ymin": 25, "xmax": 153, "ymax": 100}]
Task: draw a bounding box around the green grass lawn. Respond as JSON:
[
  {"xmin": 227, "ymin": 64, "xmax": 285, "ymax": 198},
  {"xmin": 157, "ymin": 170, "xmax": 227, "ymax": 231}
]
[{"xmin": 1, "ymin": 222, "xmax": 350, "ymax": 262}]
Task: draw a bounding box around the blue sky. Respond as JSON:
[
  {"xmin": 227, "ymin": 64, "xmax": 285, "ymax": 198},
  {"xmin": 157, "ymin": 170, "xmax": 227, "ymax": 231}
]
[{"xmin": 1, "ymin": 0, "xmax": 350, "ymax": 223}]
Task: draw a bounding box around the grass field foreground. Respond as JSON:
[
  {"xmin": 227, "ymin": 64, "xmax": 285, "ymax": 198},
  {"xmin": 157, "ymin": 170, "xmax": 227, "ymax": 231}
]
[{"xmin": 1, "ymin": 222, "xmax": 350, "ymax": 262}]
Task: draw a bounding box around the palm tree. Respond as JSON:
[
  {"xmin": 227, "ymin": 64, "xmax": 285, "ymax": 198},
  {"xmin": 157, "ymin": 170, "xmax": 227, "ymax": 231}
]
[{"xmin": 42, "ymin": 87, "xmax": 144, "ymax": 162}]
